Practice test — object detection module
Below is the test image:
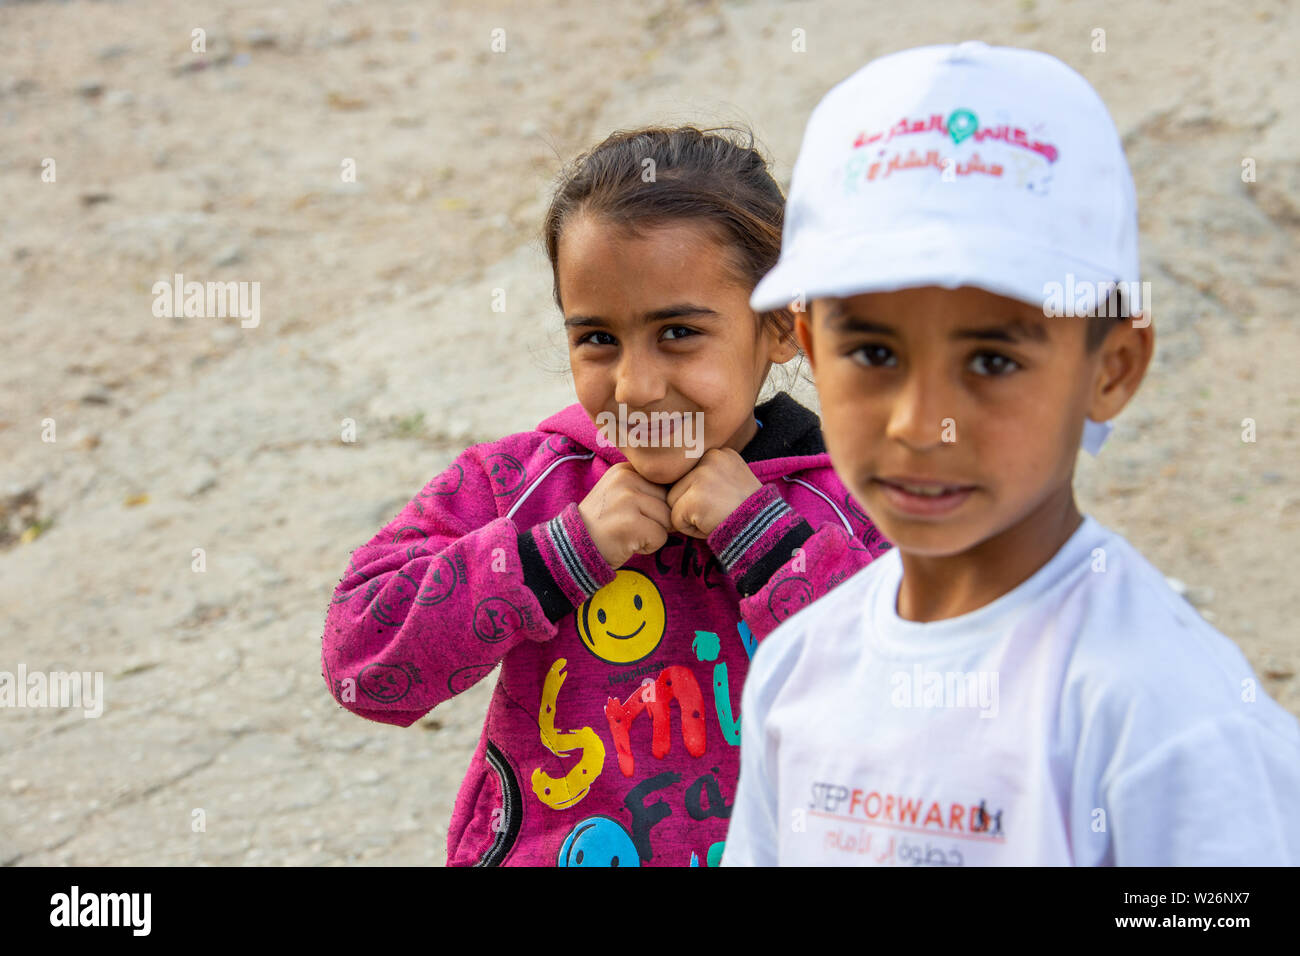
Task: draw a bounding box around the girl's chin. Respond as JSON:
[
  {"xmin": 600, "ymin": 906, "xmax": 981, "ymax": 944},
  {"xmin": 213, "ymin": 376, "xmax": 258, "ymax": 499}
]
[{"xmin": 621, "ymin": 448, "xmax": 695, "ymax": 484}]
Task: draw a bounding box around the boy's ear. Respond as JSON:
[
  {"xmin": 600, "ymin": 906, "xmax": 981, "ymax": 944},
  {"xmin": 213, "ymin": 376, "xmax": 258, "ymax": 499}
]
[
  {"xmin": 794, "ymin": 311, "xmax": 816, "ymax": 373},
  {"xmin": 1088, "ymin": 316, "xmax": 1155, "ymax": 423}
]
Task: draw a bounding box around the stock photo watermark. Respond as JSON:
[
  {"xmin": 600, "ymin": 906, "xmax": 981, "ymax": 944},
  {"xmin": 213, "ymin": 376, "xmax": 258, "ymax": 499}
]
[
  {"xmin": 890, "ymin": 664, "xmax": 999, "ymax": 719},
  {"xmin": 1041, "ymin": 275, "xmax": 1151, "ymax": 327},
  {"xmin": 151, "ymin": 273, "xmax": 260, "ymax": 328},
  {"xmin": 593, "ymin": 403, "xmax": 706, "ymax": 458},
  {"xmin": 0, "ymin": 664, "xmax": 104, "ymax": 718}
]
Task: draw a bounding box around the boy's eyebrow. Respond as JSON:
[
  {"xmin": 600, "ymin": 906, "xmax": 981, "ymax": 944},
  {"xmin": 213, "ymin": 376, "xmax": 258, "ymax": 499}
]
[
  {"xmin": 564, "ymin": 305, "xmax": 721, "ymax": 328},
  {"xmin": 822, "ymin": 304, "xmax": 1048, "ymax": 343},
  {"xmin": 951, "ymin": 318, "xmax": 1048, "ymax": 344},
  {"xmin": 823, "ymin": 309, "xmax": 897, "ymax": 337}
]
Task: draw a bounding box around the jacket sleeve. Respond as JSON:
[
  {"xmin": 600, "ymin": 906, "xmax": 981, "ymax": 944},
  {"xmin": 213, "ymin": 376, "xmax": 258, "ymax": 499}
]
[
  {"xmin": 706, "ymin": 482, "xmax": 885, "ymax": 643},
  {"xmin": 321, "ymin": 444, "xmax": 615, "ymax": 727}
]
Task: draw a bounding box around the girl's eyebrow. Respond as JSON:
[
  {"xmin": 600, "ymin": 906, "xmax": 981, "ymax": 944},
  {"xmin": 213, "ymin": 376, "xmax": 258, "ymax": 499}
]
[{"xmin": 564, "ymin": 305, "xmax": 721, "ymax": 328}]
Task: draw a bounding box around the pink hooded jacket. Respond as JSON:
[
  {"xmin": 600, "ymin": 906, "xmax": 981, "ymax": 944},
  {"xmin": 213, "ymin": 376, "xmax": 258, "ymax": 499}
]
[{"xmin": 321, "ymin": 393, "xmax": 891, "ymax": 866}]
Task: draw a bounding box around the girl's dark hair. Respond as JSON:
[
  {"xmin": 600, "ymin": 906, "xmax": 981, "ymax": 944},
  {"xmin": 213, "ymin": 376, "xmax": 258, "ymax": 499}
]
[{"xmin": 541, "ymin": 125, "xmax": 800, "ymax": 365}]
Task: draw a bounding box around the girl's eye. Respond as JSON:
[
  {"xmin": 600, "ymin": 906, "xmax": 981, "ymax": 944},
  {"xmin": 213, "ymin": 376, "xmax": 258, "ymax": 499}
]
[
  {"xmin": 661, "ymin": 326, "xmax": 698, "ymax": 341},
  {"xmin": 576, "ymin": 331, "xmax": 616, "ymax": 347},
  {"xmin": 969, "ymin": 352, "xmax": 1020, "ymax": 376},
  {"xmin": 850, "ymin": 344, "xmax": 897, "ymax": 367}
]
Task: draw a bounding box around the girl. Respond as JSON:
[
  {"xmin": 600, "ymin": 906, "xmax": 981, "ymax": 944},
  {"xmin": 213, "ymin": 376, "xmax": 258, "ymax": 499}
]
[{"xmin": 321, "ymin": 126, "xmax": 891, "ymax": 866}]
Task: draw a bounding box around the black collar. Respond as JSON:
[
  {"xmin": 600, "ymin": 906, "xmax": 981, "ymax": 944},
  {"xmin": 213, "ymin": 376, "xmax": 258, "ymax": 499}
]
[{"xmin": 740, "ymin": 392, "xmax": 827, "ymax": 462}]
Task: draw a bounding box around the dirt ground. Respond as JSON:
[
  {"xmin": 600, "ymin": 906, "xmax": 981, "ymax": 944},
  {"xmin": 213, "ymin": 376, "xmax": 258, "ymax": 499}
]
[{"xmin": 0, "ymin": 0, "xmax": 1296, "ymax": 865}]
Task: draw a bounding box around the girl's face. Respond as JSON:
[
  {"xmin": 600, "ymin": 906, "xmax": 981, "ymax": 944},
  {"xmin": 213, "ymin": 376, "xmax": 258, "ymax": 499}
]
[{"xmin": 559, "ymin": 215, "xmax": 796, "ymax": 485}]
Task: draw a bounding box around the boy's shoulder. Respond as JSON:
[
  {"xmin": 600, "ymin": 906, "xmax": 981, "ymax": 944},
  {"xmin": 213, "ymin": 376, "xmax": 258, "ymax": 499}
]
[
  {"xmin": 748, "ymin": 551, "xmax": 897, "ymax": 685},
  {"xmin": 1058, "ymin": 521, "xmax": 1299, "ymax": 747}
]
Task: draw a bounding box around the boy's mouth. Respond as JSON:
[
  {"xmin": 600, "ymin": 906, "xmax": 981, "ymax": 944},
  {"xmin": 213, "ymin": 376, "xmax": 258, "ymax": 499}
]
[{"xmin": 873, "ymin": 476, "xmax": 976, "ymax": 516}]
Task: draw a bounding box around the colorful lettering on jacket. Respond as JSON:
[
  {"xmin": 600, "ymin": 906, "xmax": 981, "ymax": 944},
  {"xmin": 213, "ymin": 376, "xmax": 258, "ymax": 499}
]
[
  {"xmin": 692, "ymin": 621, "xmax": 755, "ymax": 746},
  {"xmin": 604, "ymin": 666, "xmax": 707, "ymax": 777},
  {"xmin": 531, "ymin": 658, "xmax": 605, "ymax": 810},
  {"xmin": 693, "ymin": 630, "xmax": 740, "ymax": 745},
  {"xmin": 654, "ymin": 534, "xmax": 724, "ymax": 589},
  {"xmin": 624, "ymin": 767, "xmax": 733, "ymax": 863}
]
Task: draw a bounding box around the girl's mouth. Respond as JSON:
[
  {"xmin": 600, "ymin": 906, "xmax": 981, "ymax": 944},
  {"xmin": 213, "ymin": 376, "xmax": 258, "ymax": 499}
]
[{"xmin": 873, "ymin": 477, "xmax": 976, "ymax": 517}]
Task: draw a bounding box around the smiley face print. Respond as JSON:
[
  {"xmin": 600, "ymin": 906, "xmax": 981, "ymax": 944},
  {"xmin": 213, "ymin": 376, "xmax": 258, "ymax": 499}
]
[{"xmin": 577, "ymin": 569, "xmax": 666, "ymax": 665}]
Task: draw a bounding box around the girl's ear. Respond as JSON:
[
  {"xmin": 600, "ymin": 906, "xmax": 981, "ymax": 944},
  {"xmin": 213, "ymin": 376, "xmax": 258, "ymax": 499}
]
[{"xmin": 763, "ymin": 309, "xmax": 801, "ymax": 364}]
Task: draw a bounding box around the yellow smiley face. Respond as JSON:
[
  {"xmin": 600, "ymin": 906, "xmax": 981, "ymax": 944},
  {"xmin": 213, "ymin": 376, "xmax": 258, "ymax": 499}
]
[{"xmin": 577, "ymin": 569, "xmax": 666, "ymax": 665}]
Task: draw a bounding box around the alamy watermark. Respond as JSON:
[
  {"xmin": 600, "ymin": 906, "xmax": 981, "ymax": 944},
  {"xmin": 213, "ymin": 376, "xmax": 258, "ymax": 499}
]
[
  {"xmin": 0, "ymin": 664, "xmax": 103, "ymax": 718},
  {"xmin": 1042, "ymin": 276, "xmax": 1151, "ymax": 327},
  {"xmin": 890, "ymin": 665, "xmax": 999, "ymax": 718},
  {"xmin": 594, "ymin": 403, "xmax": 705, "ymax": 459},
  {"xmin": 152, "ymin": 273, "xmax": 260, "ymax": 328}
]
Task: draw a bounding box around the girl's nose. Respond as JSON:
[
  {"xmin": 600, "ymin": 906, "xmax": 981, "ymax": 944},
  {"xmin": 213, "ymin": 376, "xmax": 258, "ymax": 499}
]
[{"xmin": 613, "ymin": 351, "xmax": 667, "ymax": 408}]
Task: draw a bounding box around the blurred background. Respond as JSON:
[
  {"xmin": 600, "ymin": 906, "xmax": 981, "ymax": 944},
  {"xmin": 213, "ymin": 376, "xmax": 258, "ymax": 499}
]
[{"xmin": 0, "ymin": 0, "xmax": 1296, "ymax": 865}]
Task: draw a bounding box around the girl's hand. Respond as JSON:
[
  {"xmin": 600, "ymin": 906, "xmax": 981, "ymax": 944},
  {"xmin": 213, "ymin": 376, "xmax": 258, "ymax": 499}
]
[
  {"xmin": 578, "ymin": 462, "xmax": 673, "ymax": 568},
  {"xmin": 666, "ymin": 447, "xmax": 762, "ymax": 539}
]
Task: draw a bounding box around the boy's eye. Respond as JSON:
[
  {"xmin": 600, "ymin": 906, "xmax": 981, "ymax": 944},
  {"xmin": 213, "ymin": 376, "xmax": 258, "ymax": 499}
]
[
  {"xmin": 850, "ymin": 344, "xmax": 897, "ymax": 367},
  {"xmin": 661, "ymin": 325, "xmax": 697, "ymax": 341},
  {"xmin": 576, "ymin": 331, "xmax": 616, "ymax": 347},
  {"xmin": 969, "ymin": 351, "xmax": 1020, "ymax": 376}
]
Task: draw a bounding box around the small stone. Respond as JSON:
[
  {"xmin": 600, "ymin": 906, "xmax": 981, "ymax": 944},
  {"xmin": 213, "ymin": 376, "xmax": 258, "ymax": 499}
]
[
  {"xmin": 247, "ymin": 29, "xmax": 278, "ymax": 49},
  {"xmin": 80, "ymin": 387, "xmax": 111, "ymax": 405},
  {"xmin": 1165, "ymin": 576, "xmax": 1187, "ymax": 596},
  {"xmin": 214, "ymin": 245, "xmax": 243, "ymax": 268},
  {"xmin": 76, "ymin": 80, "xmax": 105, "ymax": 99},
  {"xmin": 184, "ymin": 465, "xmax": 218, "ymax": 497},
  {"xmin": 9, "ymin": 779, "xmax": 29, "ymax": 793},
  {"xmin": 357, "ymin": 769, "xmax": 382, "ymax": 784},
  {"xmin": 1260, "ymin": 472, "xmax": 1283, "ymax": 485},
  {"xmin": 685, "ymin": 15, "xmax": 726, "ymax": 41}
]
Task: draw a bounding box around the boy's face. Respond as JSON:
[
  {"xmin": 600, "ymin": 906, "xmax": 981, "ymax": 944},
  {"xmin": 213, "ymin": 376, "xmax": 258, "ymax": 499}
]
[{"xmin": 799, "ymin": 286, "xmax": 1118, "ymax": 558}]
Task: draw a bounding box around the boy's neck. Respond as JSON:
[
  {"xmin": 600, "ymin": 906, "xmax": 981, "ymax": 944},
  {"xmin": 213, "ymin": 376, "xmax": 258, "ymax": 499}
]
[{"xmin": 895, "ymin": 485, "xmax": 1084, "ymax": 623}]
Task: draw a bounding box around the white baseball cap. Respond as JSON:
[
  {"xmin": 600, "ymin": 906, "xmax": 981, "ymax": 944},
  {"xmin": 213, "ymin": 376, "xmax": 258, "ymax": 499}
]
[{"xmin": 751, "ymin": 41, "xmax": 1141, "ymax": 319}]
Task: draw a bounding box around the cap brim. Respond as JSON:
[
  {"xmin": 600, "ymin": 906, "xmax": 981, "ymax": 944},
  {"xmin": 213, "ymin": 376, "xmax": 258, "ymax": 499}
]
[{"xmin": 751, "ymin": 226, "xmax": 1133, "ymax": 315}]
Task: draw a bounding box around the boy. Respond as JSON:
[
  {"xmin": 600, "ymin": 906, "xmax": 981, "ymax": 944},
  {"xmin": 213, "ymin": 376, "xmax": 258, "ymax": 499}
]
[{"xmin": 722, "ymin": 42, "xmax": 1300, "ymax": 865}]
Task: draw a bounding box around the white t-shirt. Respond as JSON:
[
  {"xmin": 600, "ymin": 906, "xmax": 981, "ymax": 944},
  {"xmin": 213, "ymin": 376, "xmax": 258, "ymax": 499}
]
[{"xmin": 721, "ymin": 516, "xmax": 1300, "ymax": 866}]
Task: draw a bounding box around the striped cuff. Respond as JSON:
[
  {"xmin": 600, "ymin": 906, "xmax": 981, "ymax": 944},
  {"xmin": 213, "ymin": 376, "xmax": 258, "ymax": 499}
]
[
  {"xmin": 707, "ymin": 485, "xmax": 814, "ymax": 595},
  {"xmin": 519, "ymin": 503, "xmax": 617, "ymax": 623}
]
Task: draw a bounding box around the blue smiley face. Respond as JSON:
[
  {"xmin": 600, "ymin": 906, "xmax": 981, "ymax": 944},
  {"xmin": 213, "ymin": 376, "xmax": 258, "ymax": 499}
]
[{"xmin": 557, "ymin": 816, "xmax": 640, "ymax": 867}]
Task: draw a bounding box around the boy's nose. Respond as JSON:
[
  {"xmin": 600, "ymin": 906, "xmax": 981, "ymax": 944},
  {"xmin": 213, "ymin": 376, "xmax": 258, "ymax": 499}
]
[{"xmin": 885, "ymin": 366, "xmax": 950, "ymax": 451}]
